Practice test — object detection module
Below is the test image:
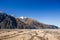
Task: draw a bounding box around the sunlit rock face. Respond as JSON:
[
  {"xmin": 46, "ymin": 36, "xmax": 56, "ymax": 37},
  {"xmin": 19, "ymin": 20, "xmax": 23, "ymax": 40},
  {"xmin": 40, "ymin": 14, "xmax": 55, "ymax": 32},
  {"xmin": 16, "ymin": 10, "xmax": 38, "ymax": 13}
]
[{"xmin": 0, "ymin": 12, "xmax": 59, "ymax": 29}]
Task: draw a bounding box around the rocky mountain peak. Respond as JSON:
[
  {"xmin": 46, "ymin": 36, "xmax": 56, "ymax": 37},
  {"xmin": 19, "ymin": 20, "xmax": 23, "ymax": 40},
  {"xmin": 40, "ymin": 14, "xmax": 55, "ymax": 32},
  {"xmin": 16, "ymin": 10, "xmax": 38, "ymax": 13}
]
[{"xmin": 0, "ymin": 13, "xmax": 59, "ymax": 29}]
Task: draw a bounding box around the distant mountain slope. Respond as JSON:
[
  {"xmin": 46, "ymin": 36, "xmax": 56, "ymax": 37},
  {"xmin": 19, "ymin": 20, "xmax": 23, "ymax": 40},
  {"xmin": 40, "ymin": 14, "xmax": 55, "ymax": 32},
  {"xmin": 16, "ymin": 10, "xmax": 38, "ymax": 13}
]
[
  {"xmin": 19, "ymin": 18, "xmax": 58, "ymax": 29},
  {"xmin": 0, "ymin": 12, "xmax": 59, "ymax": 29}
]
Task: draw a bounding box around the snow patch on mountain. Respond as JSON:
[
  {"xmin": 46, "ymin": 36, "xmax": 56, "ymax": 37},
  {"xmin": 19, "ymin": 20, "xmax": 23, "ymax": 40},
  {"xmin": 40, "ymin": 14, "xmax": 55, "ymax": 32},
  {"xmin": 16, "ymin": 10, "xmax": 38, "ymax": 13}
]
[{"xmin": 20, "ymin": 16, "xmax": 27, "ymax": 19}]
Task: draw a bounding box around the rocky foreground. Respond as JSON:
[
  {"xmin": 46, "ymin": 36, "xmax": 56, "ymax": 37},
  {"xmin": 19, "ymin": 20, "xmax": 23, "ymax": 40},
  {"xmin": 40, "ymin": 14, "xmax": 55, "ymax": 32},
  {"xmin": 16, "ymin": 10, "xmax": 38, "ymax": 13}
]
[{"xmin": 0, "ymin": 29, "xmax": 60, "ymax": 40}]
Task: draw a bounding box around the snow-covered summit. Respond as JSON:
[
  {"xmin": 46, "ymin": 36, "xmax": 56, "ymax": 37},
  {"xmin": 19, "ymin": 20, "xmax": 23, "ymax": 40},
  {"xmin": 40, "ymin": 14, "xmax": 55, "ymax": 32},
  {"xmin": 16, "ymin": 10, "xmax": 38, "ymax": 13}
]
[{"xmin": 20, "ymin": 16, "xmax": 27, "ymax": 19}]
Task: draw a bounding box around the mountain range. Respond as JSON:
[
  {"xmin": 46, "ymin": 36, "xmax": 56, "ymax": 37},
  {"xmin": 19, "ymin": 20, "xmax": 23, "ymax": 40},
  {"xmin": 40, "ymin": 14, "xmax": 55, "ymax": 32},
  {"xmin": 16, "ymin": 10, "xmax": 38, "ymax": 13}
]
[{"xmin": 0, "ymin": 12, "xmax": 59, "ymax": 29}]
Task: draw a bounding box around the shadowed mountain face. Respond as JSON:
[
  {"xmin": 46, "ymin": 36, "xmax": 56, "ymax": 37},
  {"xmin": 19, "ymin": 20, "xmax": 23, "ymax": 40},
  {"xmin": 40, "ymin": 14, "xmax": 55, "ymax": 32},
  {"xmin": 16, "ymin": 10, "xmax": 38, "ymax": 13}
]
[
  {"xmin": 0, "ymin": 13, "xmax": 17, "ymax": 29},
  {"xmin": 0, "ymin": 13, "xmax": 59, "ymax": 29}
]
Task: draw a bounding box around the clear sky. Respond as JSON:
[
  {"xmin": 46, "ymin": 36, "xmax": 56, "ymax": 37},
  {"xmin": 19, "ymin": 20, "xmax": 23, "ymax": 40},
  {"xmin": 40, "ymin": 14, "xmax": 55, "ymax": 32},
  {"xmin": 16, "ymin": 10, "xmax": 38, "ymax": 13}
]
[{"xmin": 0, "ymin": 0, "xmax": 60, "ymax": 27}]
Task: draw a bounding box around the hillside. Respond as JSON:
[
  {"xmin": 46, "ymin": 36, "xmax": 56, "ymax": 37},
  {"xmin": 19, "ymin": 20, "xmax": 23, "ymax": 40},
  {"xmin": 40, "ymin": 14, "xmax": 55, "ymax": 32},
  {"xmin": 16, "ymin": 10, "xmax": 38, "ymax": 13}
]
[{"xmin": 0, "ymin": 12, "xmax": 59, "ymax": 29}]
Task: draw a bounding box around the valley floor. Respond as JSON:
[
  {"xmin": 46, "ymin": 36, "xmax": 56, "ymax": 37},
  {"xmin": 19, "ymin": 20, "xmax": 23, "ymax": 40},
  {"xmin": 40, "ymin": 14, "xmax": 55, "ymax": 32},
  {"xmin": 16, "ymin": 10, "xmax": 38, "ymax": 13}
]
[{"xmin": 0, "ymin": 29, "xmax": 60, "ymax": 40}]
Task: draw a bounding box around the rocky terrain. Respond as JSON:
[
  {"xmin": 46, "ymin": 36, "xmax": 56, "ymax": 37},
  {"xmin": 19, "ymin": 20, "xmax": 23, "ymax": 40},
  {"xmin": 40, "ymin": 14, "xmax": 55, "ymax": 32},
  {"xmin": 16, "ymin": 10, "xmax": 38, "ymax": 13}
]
[
  {"xmin": 0, "ymin": 12, "xmax": 59, "ymax": 29},
  {"xmin": 0, "ymin": 29, "xmax": 60, "ymax": 40}
]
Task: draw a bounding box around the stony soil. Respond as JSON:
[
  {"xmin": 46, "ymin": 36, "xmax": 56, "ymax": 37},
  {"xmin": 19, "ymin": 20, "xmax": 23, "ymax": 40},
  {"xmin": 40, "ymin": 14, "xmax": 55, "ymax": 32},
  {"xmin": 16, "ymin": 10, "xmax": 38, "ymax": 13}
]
[{"xmin": 0, "ymin": 29, "xmax": 60, "ymax": 40}]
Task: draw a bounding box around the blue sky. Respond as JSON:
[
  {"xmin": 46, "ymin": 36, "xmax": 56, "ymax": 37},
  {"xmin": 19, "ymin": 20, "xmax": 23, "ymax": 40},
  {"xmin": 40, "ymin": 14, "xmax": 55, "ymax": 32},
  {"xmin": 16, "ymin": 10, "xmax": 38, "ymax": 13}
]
[{"xmin": 0, "ymin": 0, "xmax": 60, "ymax": 27}]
